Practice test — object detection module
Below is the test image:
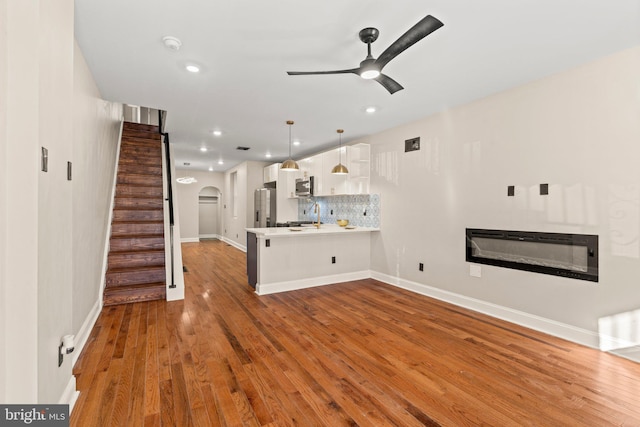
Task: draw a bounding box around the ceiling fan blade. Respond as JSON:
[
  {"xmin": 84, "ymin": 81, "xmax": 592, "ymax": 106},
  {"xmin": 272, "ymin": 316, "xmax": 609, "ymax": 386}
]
[
  {"xmin": 374, "ymin": 15, "xmax": 444, "ymax": 71},
  {"xmin": 374, "ymin": 74, "xmax": 404, "ymax": 94},
  {"xmin": 287, "ymin": 68, "xmax": 359, "ymax": 76}
]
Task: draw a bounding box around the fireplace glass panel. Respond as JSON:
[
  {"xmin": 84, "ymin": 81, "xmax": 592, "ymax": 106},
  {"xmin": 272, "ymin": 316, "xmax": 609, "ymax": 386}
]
[{"xmin": 466, "ymin": 229, "xmax": 598, "ymax": 282}]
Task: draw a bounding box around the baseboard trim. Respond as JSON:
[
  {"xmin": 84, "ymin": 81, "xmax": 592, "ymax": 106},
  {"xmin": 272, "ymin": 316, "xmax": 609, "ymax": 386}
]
[
  {"xmin": 199, "ymin": 234, "xmax": 220, "ymax": 239},
  {"xmin": 256, "ymin": 270, "xmax": 370, "ymax": 296},
  {"xmin": 371, "ymin": 271, "xmax": 601, "ymax": 349},
  {"xmin": 72, "ymin": 300, "xmax": 102, "ymax": 367},
  {"xmin": 58, "ymin": 376, "xmax": 80, "ymax": 413},
  {"xmin": 222, "ymin": 237, "xmax": 246, "ymax": 252},
  {"xmin": 181, "ymin": 237, "xmax": 200, "ymax": 243}
]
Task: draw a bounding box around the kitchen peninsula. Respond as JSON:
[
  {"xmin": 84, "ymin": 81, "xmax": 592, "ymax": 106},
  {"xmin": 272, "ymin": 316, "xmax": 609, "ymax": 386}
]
[{"xmin": 246, "ymin": 225, "xmax": 379, "ymax": 295}]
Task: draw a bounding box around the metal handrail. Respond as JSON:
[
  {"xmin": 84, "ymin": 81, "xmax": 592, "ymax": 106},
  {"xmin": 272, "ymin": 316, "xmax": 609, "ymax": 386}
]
[{"xmin": 158, "ymin": 110, "xmax": 176, "ymax": 288}]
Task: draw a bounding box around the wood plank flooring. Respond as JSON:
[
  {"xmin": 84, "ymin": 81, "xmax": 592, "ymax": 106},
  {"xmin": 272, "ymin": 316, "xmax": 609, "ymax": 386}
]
[{"xmin": 72, "ymin": 240, "xmax": 640, "ymax": 426}]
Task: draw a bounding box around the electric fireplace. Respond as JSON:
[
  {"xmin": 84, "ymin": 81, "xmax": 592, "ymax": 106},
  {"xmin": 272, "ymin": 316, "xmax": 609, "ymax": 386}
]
[{"xmin": 466, "ymin": 229, "xmax": 598, "ymax": 282}]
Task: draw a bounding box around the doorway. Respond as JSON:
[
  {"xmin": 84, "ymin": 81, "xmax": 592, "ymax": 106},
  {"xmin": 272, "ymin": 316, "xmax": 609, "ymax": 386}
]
[{"xmin": 199, "ymin": 186, "xmax": 221, "ymax": 239}]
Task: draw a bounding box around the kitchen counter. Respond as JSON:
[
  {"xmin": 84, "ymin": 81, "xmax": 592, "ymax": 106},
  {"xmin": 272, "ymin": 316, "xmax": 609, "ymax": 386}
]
[
  {"xmin": 246, "ymin": 225, "xmax": 379, "ymax": 295},
  {"xmin": 246, "ymin": 224, "xmax": 379, "ymax": 237}
]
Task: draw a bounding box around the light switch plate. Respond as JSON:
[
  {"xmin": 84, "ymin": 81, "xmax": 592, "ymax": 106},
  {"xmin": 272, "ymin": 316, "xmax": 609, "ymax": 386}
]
[{"xmin": 470, "ymin": 264, "xmax": 482, "ymax": 278}]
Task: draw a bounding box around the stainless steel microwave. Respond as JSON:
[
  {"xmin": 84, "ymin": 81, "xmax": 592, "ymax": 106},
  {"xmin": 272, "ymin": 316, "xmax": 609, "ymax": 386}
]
[{"xmin": 295, "ymin": 177, "xmax": 314, "ymax": 197}]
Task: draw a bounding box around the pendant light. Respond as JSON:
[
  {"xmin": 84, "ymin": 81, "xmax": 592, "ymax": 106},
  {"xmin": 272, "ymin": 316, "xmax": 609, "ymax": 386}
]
[
  {"xmin": 281, "ymin": 120, "xmax": 299, "ymax": 171},
  {"xmin": 331, "ymin": 129, "xmax": 349, "ymax": 175}
]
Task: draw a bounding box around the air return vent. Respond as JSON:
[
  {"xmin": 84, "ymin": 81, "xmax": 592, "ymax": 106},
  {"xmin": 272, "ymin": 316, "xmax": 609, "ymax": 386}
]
[
  {"xmin": 236, "ymin": 146, "xmax": 250, "ymax": 151},
  {"xmin": 466, "ymin": 228, "xmax": 598, "ymax": 282}
]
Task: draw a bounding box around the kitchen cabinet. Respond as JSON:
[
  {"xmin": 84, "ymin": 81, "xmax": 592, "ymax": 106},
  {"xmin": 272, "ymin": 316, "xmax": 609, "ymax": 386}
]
[
  {"xmin": 322, "ymin": 148, "xmax": 349, "ymax": 195},
  {"xmin": 298, "ymin": 155, "xmax": 324, "ymax": 196},
  {"xmin": 262, "ymin": 163, "xmax": 298, "ymax": 222},
  {"xmin": 289, "ymin": 143, "xmax": 370, "ymax": 197},
  {"xmin": 346, "ymin": 143, "xmax": 370, "ymax": 194},
  {"xmin": 263, "ymin": 163, "xmax": 280, "ymax": 183}
]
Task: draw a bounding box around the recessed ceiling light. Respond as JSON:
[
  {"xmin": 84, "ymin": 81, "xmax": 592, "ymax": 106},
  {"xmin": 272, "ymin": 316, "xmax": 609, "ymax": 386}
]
[
  {"xmin": 208, "ymin": 166, "xmax": 213, "ymax": 171},
  {"xmin": 218, "ymin": 160, "xmax": 224, "ymax": 165},
  {"xmin": 365, "ymin": 106, "xmax": 376, "ymax": 113},
  {"xmin": 186, "ymin": 65, "xmax": 200, "ymax": 73},
  {"xmin": 265, "ymin": 153, "xmax": 272, "ymax": 158},
  {"xmin": 293, "ymin": 140, "xmax": 301, "ymax": 146},
  {"xmin": 212, "ymin": 130, "xmax": 222, "ymax": 136},
  {"xmin": 200, "ymin": 147, "xmax": 207, "ymax": 152}
]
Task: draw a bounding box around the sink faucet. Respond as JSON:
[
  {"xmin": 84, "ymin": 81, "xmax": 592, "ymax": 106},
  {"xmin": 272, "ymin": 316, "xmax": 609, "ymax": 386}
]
[{"xmin": 314, "ymin": 203, "xmax": 321, "ymax": 228}]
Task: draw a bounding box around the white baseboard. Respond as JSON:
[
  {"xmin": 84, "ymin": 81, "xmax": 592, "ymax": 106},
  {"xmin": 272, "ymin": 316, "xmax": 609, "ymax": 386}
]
[
  {"xmin": 610, "ymin": 345, "xmax": 640, "ymax": 363},
  {"xmin": 371, "ymin": 271, "xmax": 601, "ymax": 350},
  {"xmin": 199, "ymin": 234, "xmax": 220, "ymax": 239},
  {"xmin": 72, "ymin": 300, "xmax": 102, "ymax": 367},
  {"xmin": 256, "ymin": 270, "xmax": 370, "ymax": 295},
  {"xmin": 181, "ymin": 237, "xmax": 200, "ymax": 243},
  {"xmin": 222, "ymin": 237, "xmax": 246, "ymax": 252},
  {"xmin": 58, "ymin": 376, "xmax": 80, "ymax": 413}
]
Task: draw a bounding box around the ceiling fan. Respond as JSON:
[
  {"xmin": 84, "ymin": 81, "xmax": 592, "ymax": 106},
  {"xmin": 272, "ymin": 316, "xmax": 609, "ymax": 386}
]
[{"xmin": 287, "ymin": 15, "xmax": 444, "ymax": 94}]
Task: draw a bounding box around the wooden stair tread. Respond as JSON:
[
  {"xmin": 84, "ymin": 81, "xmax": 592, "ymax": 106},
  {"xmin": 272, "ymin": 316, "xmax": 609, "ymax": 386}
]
[
  {"xmin": 110, "ymin": 233, "xmax": 164, "ymax": 239},
  {"xmin": 106, "ymin": 265, "xmax": 165, "ymax": 274}
]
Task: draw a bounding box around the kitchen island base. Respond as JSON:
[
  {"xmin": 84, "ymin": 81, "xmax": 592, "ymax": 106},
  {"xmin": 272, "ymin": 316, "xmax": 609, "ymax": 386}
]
[{"xmin": 246, "ymin": 226, "xmax": 378, "ymax": 295}]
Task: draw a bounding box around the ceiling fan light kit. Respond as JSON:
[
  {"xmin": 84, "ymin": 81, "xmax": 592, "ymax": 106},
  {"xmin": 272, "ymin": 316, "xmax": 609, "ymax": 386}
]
[
  {"xmin": 287, "ymin": 15, "xmax": 444, "ymax": 94},
  {"xmin": 281, "ymin": 120, "xmax": 300, "ymax": 171}
]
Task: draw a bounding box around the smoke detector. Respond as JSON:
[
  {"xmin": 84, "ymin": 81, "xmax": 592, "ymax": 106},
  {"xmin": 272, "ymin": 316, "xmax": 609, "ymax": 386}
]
[{"xmin": 162, "ymin": 36, "xmax": 182, "ymax": 51}]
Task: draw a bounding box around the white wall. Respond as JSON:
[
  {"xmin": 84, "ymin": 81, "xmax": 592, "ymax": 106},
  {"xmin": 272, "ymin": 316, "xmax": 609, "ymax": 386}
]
[
  {"xmin": 0, "ymin": 0, "xmax": 8, "ymax": 403},
  {"xmin": 2, "ymin": 0, "xmax": 46, "ymax": 403},
  {"xmin": 365, "ymin": 46, "xmax": 640, "ymax": 344},
  {"xmin": 223, "ymin": 161, "xmax": 267, "ymax": 250},
  {"xmin": 72, "ymin": 41, "xmax": 122, "ymax": 333},
  {"xmin": 175, "ymin": 169, "xmax": 224, "ymax": 241},
  {"xmin": 1, "ymin": 0, "xmax": 123, "ymax": 404},
  {"xmin": 37, "ymin": 0, "xmax": 75, "ymax": 403}
]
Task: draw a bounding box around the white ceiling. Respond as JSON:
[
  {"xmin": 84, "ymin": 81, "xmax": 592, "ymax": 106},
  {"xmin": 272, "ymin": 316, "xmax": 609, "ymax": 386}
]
[{"xmin": 74, "ymin": 0, "xmax": 640, "ymax": 172}]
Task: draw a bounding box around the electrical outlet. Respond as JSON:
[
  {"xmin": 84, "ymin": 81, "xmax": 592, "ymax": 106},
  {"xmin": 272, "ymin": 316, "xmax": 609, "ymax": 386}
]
[
  {"xmin": 419, "ymin": 263, "xmax": 424, "ymax": 272},
  {"xmin": 470, "ymin": 264, "xmax": 482, "ymax": 278}
]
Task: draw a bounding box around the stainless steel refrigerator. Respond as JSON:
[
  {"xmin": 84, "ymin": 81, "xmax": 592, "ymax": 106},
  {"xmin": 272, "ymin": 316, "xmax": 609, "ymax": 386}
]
[{"xmin": 254, "ymin": 188, "xmax": 276, "ymax": 228}]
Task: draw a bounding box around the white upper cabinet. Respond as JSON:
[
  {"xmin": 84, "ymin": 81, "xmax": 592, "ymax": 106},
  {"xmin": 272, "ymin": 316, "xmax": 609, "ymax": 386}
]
[
  {"xmin": 276, "ymin": 143, "xmax": 370, "ymax": 197},
  {"xmin": 263, "ymin": 163, "xmax": 280, "ymax": 183},
  {"xmin": 346, "ymin": 143, "xmax": 370, "ymax": 194},
  {"xmin": 322, "ymin": 148, "xmax": 349, "ymax": 195}
]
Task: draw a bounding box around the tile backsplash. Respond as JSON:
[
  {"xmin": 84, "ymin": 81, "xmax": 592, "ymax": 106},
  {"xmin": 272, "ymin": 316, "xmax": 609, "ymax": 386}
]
[{"xmin": 298, "ymin": 194, "xmax": 380, "ymax": 227}]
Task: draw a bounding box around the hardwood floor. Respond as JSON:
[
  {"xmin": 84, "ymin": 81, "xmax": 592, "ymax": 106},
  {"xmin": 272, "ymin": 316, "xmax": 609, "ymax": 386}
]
[{"xmin": 72, "ymin": 240, "xmax": 640, "ymax": 426}]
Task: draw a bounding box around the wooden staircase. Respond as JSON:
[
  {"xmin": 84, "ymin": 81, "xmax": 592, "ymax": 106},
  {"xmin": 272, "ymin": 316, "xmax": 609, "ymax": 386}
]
[{"xmin": 103, "ymin": 122, "xmax": 166, "ymax": 306}]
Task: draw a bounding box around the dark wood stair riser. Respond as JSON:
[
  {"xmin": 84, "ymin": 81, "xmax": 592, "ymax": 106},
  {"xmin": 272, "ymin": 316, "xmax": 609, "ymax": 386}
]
[
  {"xmin": 110, "ymin": 236, "xmax": 165, "ymax": 252},
  {"xmin": 119, "ymin": 144, "xmax": 162, "ymax": 155},
  {"xmin": 111, "ymin": 222, "xmax": 164, "ymax": 236},
  {"xmin": 118, "ymin": 156, "xmax": 163, "ymax": 167},
  {"xmin": 121, "ymin": 132, "xmax": 162, "ymax": 143},
  {"xmin": 114, "ymin": 197, "xmax": 163, "ymax": 210},
  {"xmin": 122, "ymin": 122, "xmax": 159, "ymax": 133},
  {"xmin": 118, "ymin": 163, "xmax": 163, "ymax": 175},
  {"xmin": 105, "ymin": 267, "xmax": 165, "ymax": 287},
  {"xmin": 112, "ymin": 209, "xmax": 163, "ymax": 222},
  {"xmin": 108, "ymin": 251, "xmax": 166, "ymax": 269},
  {"xmin": 117, "ymin": 174, "xmax": 163, "ymax": 186},
  {"xmin": 115, "ymin": 185, "xmax": 163, "ymax": 198}
]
